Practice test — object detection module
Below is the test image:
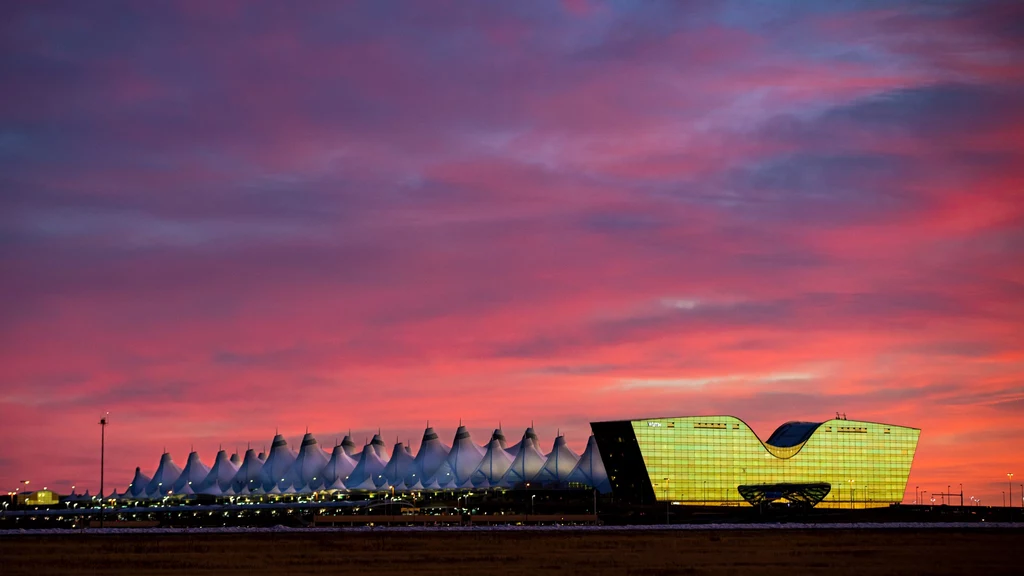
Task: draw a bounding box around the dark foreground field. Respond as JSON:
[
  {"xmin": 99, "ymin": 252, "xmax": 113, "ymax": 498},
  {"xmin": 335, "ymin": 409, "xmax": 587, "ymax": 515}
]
[{"xmin": 2, "ymin": 529, "xmax": 1021, "ymax": 575}]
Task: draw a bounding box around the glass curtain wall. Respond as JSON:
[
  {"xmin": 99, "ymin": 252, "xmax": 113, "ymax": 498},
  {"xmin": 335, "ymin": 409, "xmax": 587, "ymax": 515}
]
[{"xmin": 605, "ymin": 416, "xmax": 919, "ymax": 508}]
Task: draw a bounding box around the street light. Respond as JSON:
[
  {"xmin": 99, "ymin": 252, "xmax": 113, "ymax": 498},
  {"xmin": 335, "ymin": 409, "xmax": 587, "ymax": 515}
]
[
  {"xmin": 1008, "ymin": 474, "xmax": 1014, "ymax": 510},
  {"xmin": 531, "ymin": 494, "xmax": 535, "ymax": 515},
  {"xmin": 99, "ymin": 413, "xmax": 108, "ymax": 528},
  {"xmin": 848, "ymin": 479, "xmax": 855, "ymax": 509},
  {"xmin": 916, "ymin": 485, "xmax": 919, "ymax": 505},
  {"xmin": 664, "ymin": 478, "xmax": 670, "ymax": 525}
]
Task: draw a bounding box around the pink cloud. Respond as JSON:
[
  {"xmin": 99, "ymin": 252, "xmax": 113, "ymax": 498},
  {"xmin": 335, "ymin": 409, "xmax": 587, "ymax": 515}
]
[{"xmin": 0, "ymin": 0, "xmax": 1021, "ymax": 506}]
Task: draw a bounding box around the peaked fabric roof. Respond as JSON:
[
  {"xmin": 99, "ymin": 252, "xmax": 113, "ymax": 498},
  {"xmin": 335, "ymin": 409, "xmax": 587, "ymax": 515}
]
[
  {"xmin": 369, "ymin": 433, "xmax": 389, "ymax": 460},
  {"xmin": 287, "ymin": 432, "xmax": 329, "ymax": 490},
  {"xmin": 144, "ymin": 452, "xmax": 182, "ymax": 499},
  {"xmin": 230, "ymin": 448, "xmax": 264, "ymax": 493},
  {"xmin": 406, "ymin": 426, "xmax": 450, "ymax": 487},
  {"xmin": 383, "ymin": 442, "xmax": 416, "ymax": 486},
  {"xmin": 507, "ymin": 427, "xmax": 539, "ymax": 457},
  {"xmin": 126, "ymin": 467, "xmax": 152, "ymax": 499},
  {"xmin": 444, "ymin": 425, "xmax": 486, "ymax": 487},
  {"xmin": 347, "ymin": 443, "xmax": 389, "ymax": 490},
  {"xmin": 501, "ymin": 436, "xmax": 545, "ymax": 486},
  {"xmin": 535, "ymin": 435, "xmax": 580, "ymax": 486},
  {"xmin": 259, "ymin": 434, "xmax": 297, "ymax": 492},
  {"xmin": 322, "ymin": 444, "xmax": 357, "ymax": 488},
  {"xmin": 566, "ymin": 435, "xmax": 611, "ymax": 493},
  {"xmin": 471, "ymin": 438, "xmax": 514, "ymax": 488},
  {"xmin": 124, "ymin": 425, "xmax": 615, "ymax": 497},
  {"xmin": 340, "ymin": 434, "xmax": 359, "ymax": 456},
  {"xmin": 198, "ymin": 449, "xmax": 240, "ymax": 494},
  {"xmin": 490, "ymin": 428, "xmax": 508, "ymax": 450},
  {"xmin": 172, "ymin": 451, "xmax": 210, "ymax": 494}
]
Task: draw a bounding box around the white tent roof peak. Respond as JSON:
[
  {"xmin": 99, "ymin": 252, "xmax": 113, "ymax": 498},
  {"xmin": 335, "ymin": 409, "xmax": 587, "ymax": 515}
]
[
  {"xmin": 230, "ymin": 448, "xmax": 264, "ymax": 492},
  {"xmin": 340, "ymin": 433, "xmax": 358, "ymax": 456},
  {"xmin": 507, "ymin": 426, "xmax": 540, "ymax": 457},
  {"xmin": 383, "ymin": 442, "xmax": 416, "ymax": 485},
  {"xmin": 260, "ymin": 433, "xmax": 298, "ymax": 491},
  {"xmin": 288, "ymin": 431, "xmax": 329, "ymax": 490},
  {"xmin": 127, "ymin": 466, "xmax": 152, "ymax": 498},
  {"xmin": 471, "ymin": 438, "xmax": 514, "ymax": 488},
  {"xmin": 144, "ymin": 452, "xmax": 183, "ymax": 499},
  {"xmin": 323, "ymin": 444, "xmax": 358, "ymax": 487},
  {"xmin": 566, "ymin": 435, "xmax": 611, "ymax": 493},
  {"xmin": 198, "ymin": 449, "xmax": 240, "ymax": 494},
  {"xmin": 172, "ymin": 450, "xmax": 211, "ymax": 493},
  {"xmin": 406, "ymin": 426, "xmax": 451, "ymax": 486},
  {"xmin": 348, "ymin": 443, "xmax": 389, "ymax": 489},
  {"xmin": 370, "ymin": 433, "xmax": 389, "ymax": 460},
  {"xmin": 490, "ymin": 428, "xmax": 508, "ymax": 450},
  {"xmin": 501, "ymin": 433, "xmax": 546, "ymax": 487},
  {"xmin": 536, "ymin": 435, "xmax": 581, "ymax": 486},
  {"xmin": 445, "ymin": 425, "xmax": 486, "ymax": 486}
]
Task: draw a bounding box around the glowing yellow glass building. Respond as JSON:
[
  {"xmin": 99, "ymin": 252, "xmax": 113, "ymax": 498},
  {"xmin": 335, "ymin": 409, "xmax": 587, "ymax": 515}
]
[{"xmin": 591, "ymin": 416, "xmax": 919, "ymax": 508}]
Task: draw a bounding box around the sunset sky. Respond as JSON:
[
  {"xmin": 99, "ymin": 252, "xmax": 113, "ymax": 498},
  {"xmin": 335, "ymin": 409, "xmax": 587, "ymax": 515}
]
[{"xmin": 1, "ymin": 1, "xmax": 1022, "ymax": 505}]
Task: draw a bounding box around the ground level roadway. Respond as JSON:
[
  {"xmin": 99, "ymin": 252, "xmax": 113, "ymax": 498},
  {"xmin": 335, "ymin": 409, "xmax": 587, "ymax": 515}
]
[{"xmin": 2, "ymin": 528, "xmax": 1021, "ymax": 575}]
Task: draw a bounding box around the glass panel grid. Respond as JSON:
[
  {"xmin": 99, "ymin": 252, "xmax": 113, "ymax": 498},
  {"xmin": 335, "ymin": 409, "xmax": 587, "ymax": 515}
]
[{"xmin": 633, "ymin": 417, "xmax": 919, "ymax": 508}]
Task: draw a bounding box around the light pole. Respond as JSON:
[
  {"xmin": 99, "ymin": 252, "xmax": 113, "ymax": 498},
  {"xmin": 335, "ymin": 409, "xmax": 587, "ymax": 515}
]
[
  {"xmin": 916, "ymin": 486, "xmax": 919, "ymax": 505},
  {"xmin": 1008, "ymin": 473, "xmax": 1014, "ymax": 510},
  {"xmin": 848, "ymin": 479, "xmax": 854, "ymax": 509},
  {"xmin": 99, "ymin": 413, "xmax": 108, "ymax": 528},
  {"xmin": 703, "ymin": 480, "xmax": 707, "ymax": 506},
  {"xmin": 530, "ymin": 494, "xmax": 535, "ymax": 515},
  {"xmin": 664, "ymin": 478, "xmax": 670, "ymax": 525},
  {"xmin": 959, "ymin": 484, "xmax": 963, "ymax": 507}
]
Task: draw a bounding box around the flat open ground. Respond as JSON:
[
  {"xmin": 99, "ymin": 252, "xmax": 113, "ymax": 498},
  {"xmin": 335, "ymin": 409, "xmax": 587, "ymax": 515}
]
[{"xmin": 2, "ymin": 529, "xmax": 1021, "ymax": 575}]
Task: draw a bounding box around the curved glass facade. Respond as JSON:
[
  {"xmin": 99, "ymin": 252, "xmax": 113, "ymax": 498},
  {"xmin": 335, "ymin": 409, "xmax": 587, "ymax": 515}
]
[{"xmin": 592, "ymin": 416, "xmax": 919, "ymax": 508}]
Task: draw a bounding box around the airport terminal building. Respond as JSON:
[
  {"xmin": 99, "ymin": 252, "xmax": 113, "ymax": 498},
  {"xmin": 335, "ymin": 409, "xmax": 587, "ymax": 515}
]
[
  {"xmin": 593, "ymin": 416, "xmax": 920, "ymax": 508},
  {"xmin": 108, "ymin": 415, "xmax": 919, "ymax": 510}
]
